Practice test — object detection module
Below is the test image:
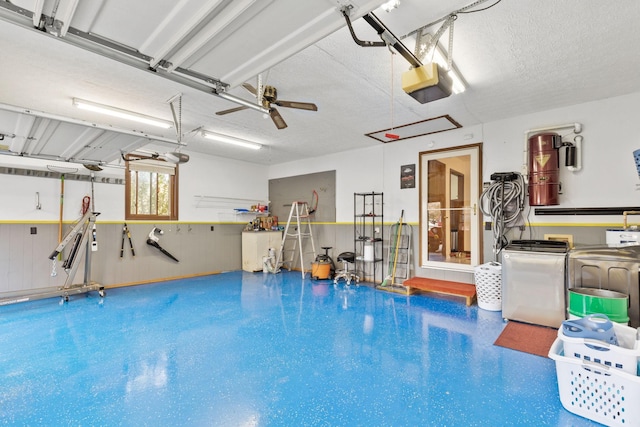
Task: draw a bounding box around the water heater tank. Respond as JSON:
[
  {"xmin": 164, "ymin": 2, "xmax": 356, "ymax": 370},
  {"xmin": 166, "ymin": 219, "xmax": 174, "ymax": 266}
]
[{"xmin": 528, "ymin": 132, "xmax": 560, "ymax": 206}]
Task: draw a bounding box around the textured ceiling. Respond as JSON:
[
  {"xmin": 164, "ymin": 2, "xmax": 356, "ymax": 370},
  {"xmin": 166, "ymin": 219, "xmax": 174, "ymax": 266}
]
[{"xmin": 0, "ymin": 0, "xmax": 639, "ymax": 167}]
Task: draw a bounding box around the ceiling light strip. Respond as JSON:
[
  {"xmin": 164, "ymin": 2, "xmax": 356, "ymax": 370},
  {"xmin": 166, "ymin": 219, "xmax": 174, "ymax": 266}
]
[
  {"xmin": 0, "ymin": 102, "xmax": 184, "ymax": 147},
  {"xmin": 72, "ymin": 98, "xmax": 173, "ymax": 129},
  {"xmin": 431, "ymin": 45, "xmax": 466, "ymax": 94},
  {"xmin": 202, "ymin": 130, "xmax": 262, "ymax": 150}
]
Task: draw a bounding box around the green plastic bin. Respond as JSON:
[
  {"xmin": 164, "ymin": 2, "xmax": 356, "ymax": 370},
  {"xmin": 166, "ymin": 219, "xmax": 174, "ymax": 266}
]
[{"xmin": 568, "ymin": 287, "xmax": 629, "ymax": 324}]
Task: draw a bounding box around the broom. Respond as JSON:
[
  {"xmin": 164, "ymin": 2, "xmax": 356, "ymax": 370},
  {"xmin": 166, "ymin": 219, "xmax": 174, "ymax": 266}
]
[{"xmin": 381, "ymin": 210, "xmax": 404, "ymax": 286}]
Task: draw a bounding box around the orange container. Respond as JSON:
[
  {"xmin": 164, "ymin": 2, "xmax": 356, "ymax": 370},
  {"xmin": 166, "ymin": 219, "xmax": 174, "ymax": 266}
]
[{"xmin": 311, "ymin": 262, "xmax": 331, "ymax": 280}]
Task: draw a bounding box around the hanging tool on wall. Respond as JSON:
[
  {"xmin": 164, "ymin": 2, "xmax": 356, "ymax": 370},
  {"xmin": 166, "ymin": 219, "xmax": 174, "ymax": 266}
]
[
  {"xmin": 120, "ymin": 223, "xmax": 135, "ymax": 258},
  {"xmin": 89, "ymin": 174, "xmax": 97, "ymax": 251},
  {"xmin": 81, "ymin": 196, "xmax": 91, "ymax": 214},
  {"xmin": 91, "ymin": 224, "xmax": 98, "ymax": 252},
  {"xmin": 146, "ymin": 227, "xmax": 179, "ymax": 262},
  {"xmin": 80, "ymin": 196, "xmax": 96, "ymax": 251},
  {"xmin": 308, "ymin": 189, "xmax": 319, "ymax": 214}
]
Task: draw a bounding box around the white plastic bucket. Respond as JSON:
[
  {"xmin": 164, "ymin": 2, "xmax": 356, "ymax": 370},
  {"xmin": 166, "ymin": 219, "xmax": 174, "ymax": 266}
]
[{"xmin": 363, "ymin": 243, "xmax": 374, "ymax": 261}]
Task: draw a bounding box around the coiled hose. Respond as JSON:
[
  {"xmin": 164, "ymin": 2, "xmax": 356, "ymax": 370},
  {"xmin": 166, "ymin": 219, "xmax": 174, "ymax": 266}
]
[{"xmin": 479, "ymin": 174, "xmax": 525, "ymax": 258}]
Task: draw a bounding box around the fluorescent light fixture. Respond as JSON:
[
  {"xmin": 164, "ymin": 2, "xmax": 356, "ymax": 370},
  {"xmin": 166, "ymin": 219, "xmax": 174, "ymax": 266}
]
[
  {"xmin": 72, "ymin": 98, "xmax": 173, "ymax": 129},
  {"xmin": 430, "ymin": 45, "xmax": 466, "ymax": 94},
  {"xmin": 201, "ymin": 130, "xmax": 262, "ymax": 150}
]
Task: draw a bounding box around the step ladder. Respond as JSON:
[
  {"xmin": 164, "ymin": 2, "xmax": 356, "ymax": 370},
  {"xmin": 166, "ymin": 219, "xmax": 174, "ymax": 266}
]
[
  {"xmin": 275, "ymin": 201, "xmax": 317, "ymax": 278},
  {"xmin": 386, "ymin": 222, "xmax": 412, "ymax": 286}
]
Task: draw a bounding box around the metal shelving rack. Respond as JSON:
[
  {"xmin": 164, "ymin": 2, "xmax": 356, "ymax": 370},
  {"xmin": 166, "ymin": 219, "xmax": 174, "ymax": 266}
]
[{"xmin": 354, "ymin": 192, "xmax": 383, "ymax": 284}]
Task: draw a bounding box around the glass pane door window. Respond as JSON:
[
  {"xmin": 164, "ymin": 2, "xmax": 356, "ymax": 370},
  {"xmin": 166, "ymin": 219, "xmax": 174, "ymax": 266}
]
[{"xmin": 419, "ymin": 144, "xmax": 482, "ymax": 272}]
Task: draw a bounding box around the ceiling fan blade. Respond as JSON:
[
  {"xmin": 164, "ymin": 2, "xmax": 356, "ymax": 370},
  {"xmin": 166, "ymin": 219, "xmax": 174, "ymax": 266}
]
[
  {"xmin": 274, "ymin": 100, "xmax": 318, "ymax": 111},
  {"xmin": 215, "ymin": 105, "xmax": 249, "ymax": 115},
  {"xmin": 242, "ymin": 83, "xmax": 258, "ymax": 96},
  {"xmin": 270, "ymin": 108, "xmax": 288, "ymax": 129}
]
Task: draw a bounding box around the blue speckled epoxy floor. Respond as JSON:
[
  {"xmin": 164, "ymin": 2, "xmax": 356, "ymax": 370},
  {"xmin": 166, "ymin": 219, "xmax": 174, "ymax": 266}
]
[{"xmin": 0, "ymin": 271, "xmax": 600, "ymax": 426}]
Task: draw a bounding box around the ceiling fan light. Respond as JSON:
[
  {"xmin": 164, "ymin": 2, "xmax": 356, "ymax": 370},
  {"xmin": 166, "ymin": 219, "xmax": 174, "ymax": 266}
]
[
  {"xmin": 202, "ymin": 131, "xmax": 262, "ymax": 150},
  {"xmin": 72, "ymin": 98, "xmax": 173, "ymax": 129}
]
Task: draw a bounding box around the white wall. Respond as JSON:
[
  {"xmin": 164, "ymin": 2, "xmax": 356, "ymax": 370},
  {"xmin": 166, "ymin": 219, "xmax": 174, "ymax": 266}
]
[
  {"xmin": 269, "ymin": 124, "xmax": 484, "ymax": 224},
  {"xmin": 0, "ymin": 151, "xmax": 268, "ymax": 223},
  {"xmin": 483, "ymin": 91, "xmax": 640, "ymax": 224},
  {"xmin": 269, "ymin": 91, "xmax": 640, "ymax": 229},
  {"xmin": 0, "ymin": 157, "xmax": 124, "ymax": 221},
  {"xmin": 269, "ymin": 145, "xmax": 384, "ymax": 221},
  {"xmin": 380, "ymin": 124, "xmax": 484, "ymax": 224},
  {"xmin": 3, "ymin": 91, "xmax": 639, "ymax": 289},
  {"xmin": 3, "ymin": 90, "xmax": 639, "ymax": 228},
  {"xmin": 178, "ymin": 151, "xmax": 269, "ymax": 222}
]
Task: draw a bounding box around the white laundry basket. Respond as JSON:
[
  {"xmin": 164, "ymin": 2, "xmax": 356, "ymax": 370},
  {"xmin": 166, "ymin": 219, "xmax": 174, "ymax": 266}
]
[
  {"xmin": 474, "ymin": 262, "xmax": 502, "ymax": 311},
  {"xmin": 549, "ymin": 338, "xmax": 640, "ymax": 426},
  {"xmin": 559, "ymin": 316, "xmax": 640, "ymax": 375}
]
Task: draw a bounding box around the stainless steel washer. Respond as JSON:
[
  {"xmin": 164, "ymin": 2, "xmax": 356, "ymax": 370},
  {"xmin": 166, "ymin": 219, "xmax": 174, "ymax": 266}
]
[
  {"xmin": 501, "ymin": 239, "xmax": 569, "ymax": 327},
  {"xmin": 568, "ymin": 245, "xmax": 640, "ymax": 327}
]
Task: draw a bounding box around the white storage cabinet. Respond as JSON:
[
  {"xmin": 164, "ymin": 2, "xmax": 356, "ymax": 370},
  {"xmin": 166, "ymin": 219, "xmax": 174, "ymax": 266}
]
[{"xmin": 242, "ymin": 231, "xmax": 282, "ymax": 272}]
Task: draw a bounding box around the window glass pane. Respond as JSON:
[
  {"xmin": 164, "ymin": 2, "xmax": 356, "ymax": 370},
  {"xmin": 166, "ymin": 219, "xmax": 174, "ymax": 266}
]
[
  {"xmin": 157, "ymin": 173, "xmax": 170, "ymax": 216},
  {"xmin": 129, "ymin": 170, "xmax": 137, "ymax": 215},
  {"xmin": 427, "ymin": 201, "xmax": 444, "ymax": 259},
  {"xmin": 419, "ymin": 144, "xmax": 481, "ymax": 271},
  {"xmin": 125, "ymin": 159, "xmax": 177, "ymax": 220},
  {"xmin": 138, "ymin": 171, "xmax": 151, "ymax": 215},
  {"xmin": 150, "ymin": 172, "xmax": 158, "ymax": 215}
]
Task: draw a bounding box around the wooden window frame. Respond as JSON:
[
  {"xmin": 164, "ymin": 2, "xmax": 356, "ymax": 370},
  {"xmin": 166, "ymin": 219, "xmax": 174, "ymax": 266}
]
[{"xmin": 124, "ymin": 155, "xmax": 179, "ymax": 221}]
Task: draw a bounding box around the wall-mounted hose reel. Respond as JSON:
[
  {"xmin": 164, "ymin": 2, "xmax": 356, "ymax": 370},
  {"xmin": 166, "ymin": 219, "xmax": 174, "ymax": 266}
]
[{"xmin": 480, "ymin": 172, "xmax": 526, "ymax": 258}]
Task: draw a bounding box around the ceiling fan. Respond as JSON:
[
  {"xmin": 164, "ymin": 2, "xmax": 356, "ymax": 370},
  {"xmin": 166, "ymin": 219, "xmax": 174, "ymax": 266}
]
[{"xmin": 215, "ymin": 83, "xmax": 318, "ymax": 129}]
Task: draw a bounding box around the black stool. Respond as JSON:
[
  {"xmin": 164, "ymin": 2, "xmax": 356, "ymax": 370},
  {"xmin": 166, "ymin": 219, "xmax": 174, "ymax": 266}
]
[{"xmin": 333, "ymin": 251, "xmax": 359, "ymax": 285}]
